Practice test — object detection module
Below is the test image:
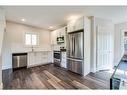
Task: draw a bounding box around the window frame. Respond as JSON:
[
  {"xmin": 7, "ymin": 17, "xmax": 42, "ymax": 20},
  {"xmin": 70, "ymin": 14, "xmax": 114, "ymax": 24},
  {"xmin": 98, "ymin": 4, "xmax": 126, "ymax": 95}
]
[{"xmin": 24, "ymin": 32, "xmax": 39, "ymax": 47}]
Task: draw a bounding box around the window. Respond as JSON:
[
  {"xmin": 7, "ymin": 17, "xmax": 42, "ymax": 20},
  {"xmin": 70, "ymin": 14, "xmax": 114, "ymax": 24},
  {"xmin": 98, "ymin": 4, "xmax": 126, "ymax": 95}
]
[{"xmin": 25, "ymin": 32, "xmax": 39, "ymax": 46}]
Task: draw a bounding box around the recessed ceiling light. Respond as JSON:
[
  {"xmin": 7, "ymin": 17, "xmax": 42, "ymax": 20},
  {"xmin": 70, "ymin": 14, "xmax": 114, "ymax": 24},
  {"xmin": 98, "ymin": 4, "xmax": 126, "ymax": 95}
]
[
  {"xmin": 67, "ymin": 15, "xmax": 81, "ymax": 21},
  {"xmin": 49, "ymin": 26, "xmax": 53, "ymax": 29},
  {"xmin": 21, "ymin": 18, "xmax": 26, "ymax": 22}
]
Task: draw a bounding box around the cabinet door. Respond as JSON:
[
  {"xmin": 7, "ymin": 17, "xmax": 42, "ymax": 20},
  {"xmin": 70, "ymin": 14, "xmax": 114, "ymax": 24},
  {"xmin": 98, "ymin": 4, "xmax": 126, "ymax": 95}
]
[
  {"xmin": 51, "ymin": 31, "xmax": 54, "ymax": 44},
  {"xmin": 59, "ymin": 27, "xmax": 66, "ymax": 36},
  {"xmin": 51, "ymin": 30, "xmax": 57, "ymax": 45},
  {"xmin": 67, "ymin": 21, "xmax": 75, "ymax": 33},
  {"xmin": 67, "ymin": 17, "xmax": 84, "ymax": 33},
  {"xmin": 28, "ymin": 53, "xmax": 35, "ymax": 66},
  {"xmin": 37, "ymin": 52, "xmax": 42, "ymax": 64},
  {"xmin": 0, "ymin": 11, "xmax": 6, "ymax": 28},
  {"xmin": 47, "ymin": 52, "xmax": 52, "ymax": 63},
  {"xmin": 61, "ymin": 52, "xmax": 67, "ymax": 68},
  {"xmin": 35, "ymin": 53, "xmax": 39, "ymax": 64},
  {"xmin": 75, "ymin": 17, "xmax": 84, "ymax": 31},
  {"xmin": 42, "ymin": 52, "xmax": 48, "ymax": 64}
]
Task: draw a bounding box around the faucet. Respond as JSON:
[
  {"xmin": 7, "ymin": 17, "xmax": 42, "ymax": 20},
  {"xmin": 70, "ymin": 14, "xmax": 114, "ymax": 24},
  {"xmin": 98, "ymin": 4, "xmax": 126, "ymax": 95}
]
[{"xmin": 31, "ymin": 46, "xmax": 34, "ymax": 52}]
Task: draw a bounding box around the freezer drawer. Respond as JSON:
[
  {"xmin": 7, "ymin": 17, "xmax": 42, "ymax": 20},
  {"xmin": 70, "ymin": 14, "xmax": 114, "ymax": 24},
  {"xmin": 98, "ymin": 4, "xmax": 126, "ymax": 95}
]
[
  {"xmin": 12, "ymin": 53, "xmax": 27, "ymax": 69},
  {"xmin": 67, "ymin": 58, "xmax": 83, "ymax": 75}
]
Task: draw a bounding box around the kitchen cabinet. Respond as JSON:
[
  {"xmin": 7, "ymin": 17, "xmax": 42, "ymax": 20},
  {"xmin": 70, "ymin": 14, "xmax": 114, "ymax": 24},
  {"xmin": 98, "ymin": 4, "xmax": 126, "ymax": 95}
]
[
  {"xmin": 51, "ymin": 30, "xmax": 57, "ymax": 45},
  {"xmin": 67, "ymin": 16, "xmax": 91, "ymax": 76},
  {"xmin": 67, "ymin": 16, "xmax": 84, "ymax": 33},
  {"xmin": 61, "ymin": 52, "xmax": 67, "ymax": 68},
  {"xmin": 0, "ymin": 10, "xmax": 6, "ymax": 29},
  {"xmin": 51, "ymin": 26, "xmax": 67, "ymax": 45},
  {"xmin": 27, "ymin": 51, "xmax": 52, "ymax": 67}
]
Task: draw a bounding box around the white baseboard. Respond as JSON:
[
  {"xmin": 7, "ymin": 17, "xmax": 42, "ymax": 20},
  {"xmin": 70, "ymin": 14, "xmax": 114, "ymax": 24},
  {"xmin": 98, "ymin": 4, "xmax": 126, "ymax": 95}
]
[{"xmin": 90, "ymin": 67, "xmax": 97, "ymax": 73}]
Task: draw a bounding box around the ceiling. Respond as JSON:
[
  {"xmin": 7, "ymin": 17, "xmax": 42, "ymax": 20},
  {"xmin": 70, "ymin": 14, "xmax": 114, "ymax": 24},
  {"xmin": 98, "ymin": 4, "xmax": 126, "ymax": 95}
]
[{"xmin": 3, "ymin": 6, "xmax": 127, "ymax": 30}]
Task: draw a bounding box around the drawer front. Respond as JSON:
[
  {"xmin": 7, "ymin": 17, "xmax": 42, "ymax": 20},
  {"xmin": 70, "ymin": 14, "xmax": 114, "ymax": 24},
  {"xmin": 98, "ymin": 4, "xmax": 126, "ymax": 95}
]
[{"xmin": 67, "ymin": 58, "xmax": 83, "ymax": 74}]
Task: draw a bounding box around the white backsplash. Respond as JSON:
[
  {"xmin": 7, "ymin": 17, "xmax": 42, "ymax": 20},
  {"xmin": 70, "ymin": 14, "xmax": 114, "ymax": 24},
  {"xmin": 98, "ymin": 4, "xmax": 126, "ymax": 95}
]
[{"xmin": 11, "ymin": 43, "xmax": 52, "ymax": 53}]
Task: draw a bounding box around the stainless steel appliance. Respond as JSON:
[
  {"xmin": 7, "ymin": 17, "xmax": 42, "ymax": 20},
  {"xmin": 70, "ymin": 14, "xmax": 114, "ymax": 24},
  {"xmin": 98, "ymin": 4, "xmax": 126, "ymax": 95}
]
[
  {"xmin": 67, "ymin": 30, "xmax": 84, "ymax": 75},
  {"xmin": 12, "ymin": 53, "xmax": 27, "ymax": 69},
  {"xmin": 54, "ymin": 51, "xmax": 61, "ymax": 67}
]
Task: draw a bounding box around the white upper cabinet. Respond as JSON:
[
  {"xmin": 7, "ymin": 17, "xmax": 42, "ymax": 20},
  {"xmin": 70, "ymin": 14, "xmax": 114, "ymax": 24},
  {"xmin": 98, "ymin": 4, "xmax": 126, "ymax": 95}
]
[
  {"xmin": 75, "ymin": 17, "xmax": 84, "ymax": 31},
  {"xmin": 67, "ymin": 16, "xmax": 84, "ymax": 33},
  {"xmin": 51, "ymin": 30, "xmax": 57, "ymax": 45},
  {"xmin": 51, "ymin": 26, "xmax": 66, "ymax": 45},
  {"xmin": 0, "ymin": 9, "xmax": 6, "ymax": 28}
]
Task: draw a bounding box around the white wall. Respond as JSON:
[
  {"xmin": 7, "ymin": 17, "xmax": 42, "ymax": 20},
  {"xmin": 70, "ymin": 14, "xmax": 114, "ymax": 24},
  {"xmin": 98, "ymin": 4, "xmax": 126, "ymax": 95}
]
[
  {"xmin": 83, "ymin": 17, "xmax": 91, "ymax": 76},
  {"xmin": 0, "ymin": 8, "xmax": 5, "ymax": 89},
  {"xmin": 114, "ymin": 22, "xmax": 127, "ymax": 66},
  {"xmin": 2, "ymin": 21, "xmax": 51, "ymax": 70}
]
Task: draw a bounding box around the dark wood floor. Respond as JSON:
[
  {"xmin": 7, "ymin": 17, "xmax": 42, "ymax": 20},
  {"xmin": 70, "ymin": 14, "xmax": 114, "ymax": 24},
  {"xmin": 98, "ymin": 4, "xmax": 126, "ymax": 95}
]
[{"xmin": 2, "ymin": 64, "xmax": 112, "ymax": 89}]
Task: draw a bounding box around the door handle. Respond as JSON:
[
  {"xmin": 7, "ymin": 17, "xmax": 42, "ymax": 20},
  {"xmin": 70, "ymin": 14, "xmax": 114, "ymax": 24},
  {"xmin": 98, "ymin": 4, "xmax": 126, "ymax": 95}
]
[
  {"xmin": 72, "ymin": 36, "xmax": 74, "ymax": 56},
  {"xmin": 74, "ymin": 37, "xmax": 75, "ymax": 55},
  {"xmin": 71, "ymin": 36, "xmax": 73, "ymax": 56}
]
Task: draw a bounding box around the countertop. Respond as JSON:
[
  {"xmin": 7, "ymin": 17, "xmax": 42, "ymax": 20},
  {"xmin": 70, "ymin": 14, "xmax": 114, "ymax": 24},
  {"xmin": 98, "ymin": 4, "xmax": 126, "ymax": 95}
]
[{"xmin": 12, "ymin": 50, "xmax": 52, "ymax": 54}]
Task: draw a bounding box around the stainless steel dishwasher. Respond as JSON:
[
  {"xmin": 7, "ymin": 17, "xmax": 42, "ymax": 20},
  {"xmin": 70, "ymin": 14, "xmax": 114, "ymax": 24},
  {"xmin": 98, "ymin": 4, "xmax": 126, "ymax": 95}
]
[{"xmin": 12, "ymin": 53, "xmax": 27, "ymax": 69}]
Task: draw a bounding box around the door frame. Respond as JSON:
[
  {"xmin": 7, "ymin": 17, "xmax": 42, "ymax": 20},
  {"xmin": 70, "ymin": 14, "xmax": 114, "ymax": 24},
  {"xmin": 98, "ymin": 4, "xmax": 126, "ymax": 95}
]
[
  {"xmin": 121, "ymin": 29, "xmax": 127, "ymax": 56},
  {"xmin": 96, "ymin": 25, "xmax": 114, "ymax": 71}
]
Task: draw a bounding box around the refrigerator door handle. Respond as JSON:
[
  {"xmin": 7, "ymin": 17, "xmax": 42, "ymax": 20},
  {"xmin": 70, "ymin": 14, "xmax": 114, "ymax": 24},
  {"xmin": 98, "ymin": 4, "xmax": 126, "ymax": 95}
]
[
  {"xmin": 71, "ymin": 36, "xmax": 73, "ymax": 56},
  {"xmin": 72, "ymin": 36, "xmax": 74, "ymax": 56},
  {"xmin": 67, "ymin": 58, "xmax": 83, "ymax": 62},
  {"xmin": 74, "ymin": 37, "xmax": 75, "ymax": 54}
]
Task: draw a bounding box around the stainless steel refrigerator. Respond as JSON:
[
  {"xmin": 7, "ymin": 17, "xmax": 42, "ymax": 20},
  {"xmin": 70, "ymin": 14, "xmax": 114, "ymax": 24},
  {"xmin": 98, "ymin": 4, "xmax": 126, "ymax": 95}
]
[{"xmin": 67, "ymin": 31, "xmax": 84, "ymax": 75}]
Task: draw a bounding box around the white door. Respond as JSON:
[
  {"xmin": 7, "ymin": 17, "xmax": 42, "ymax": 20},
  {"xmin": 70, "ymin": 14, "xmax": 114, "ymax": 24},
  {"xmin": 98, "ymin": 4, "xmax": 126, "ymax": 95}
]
[{"xmin": 96, "ymin": 25, "xmax": 113, "ymax": 71}]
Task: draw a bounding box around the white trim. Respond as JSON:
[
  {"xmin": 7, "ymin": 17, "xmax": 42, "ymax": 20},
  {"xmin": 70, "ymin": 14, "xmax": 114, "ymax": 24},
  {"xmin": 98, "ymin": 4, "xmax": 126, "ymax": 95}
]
[
  {"xmin": 23, "ymin": 31, "xmax": 40, "ymax": 48},
  {"xmin": 91, "ymin": 16, "xmax": 97, "ymax": 73},
  {"xmin": 0, "ymin": 82, "xmax": 3, "ymax": 89}
]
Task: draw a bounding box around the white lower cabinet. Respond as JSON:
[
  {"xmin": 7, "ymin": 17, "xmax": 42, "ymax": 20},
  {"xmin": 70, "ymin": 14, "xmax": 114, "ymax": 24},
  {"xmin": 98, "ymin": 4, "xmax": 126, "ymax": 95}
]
[
  {"xmin": 27, "ymin": 51, "xmax": 52, "ymax": 67},
  {"xmin": 61, "ymin": 52, "xmax": 67, "ymax": 68}
]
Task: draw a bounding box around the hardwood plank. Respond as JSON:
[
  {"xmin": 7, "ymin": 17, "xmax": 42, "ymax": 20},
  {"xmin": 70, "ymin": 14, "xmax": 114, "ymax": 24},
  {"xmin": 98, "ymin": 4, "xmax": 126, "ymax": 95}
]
[
  {"xmin": 44, "ymin": 70, "xmax": 61, "ymax": 82},
  {"xmin": 72, "ymin": 80, "xmax": 91, "ymax": 89},
  {"xmin": 84, "ymin": 76, "xmax": 109, "ymax": 89},
  {"xmin": 47, "ymin": 79, "xmax": 64, "ymax": 89},
  {"xmin": 36, "ymin": 71, "xmax": 55, "ymax": 89},
  {"xmin": 30, "ymin": 73, "xmax": 46, "ymax": 89},
  {"xmin": 58, "ymin": 81, "xmax": 74, "ymax": 89},
  {"xmin": 2, "ymin": 64, "xmax": 111, "ymax": 89}
]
